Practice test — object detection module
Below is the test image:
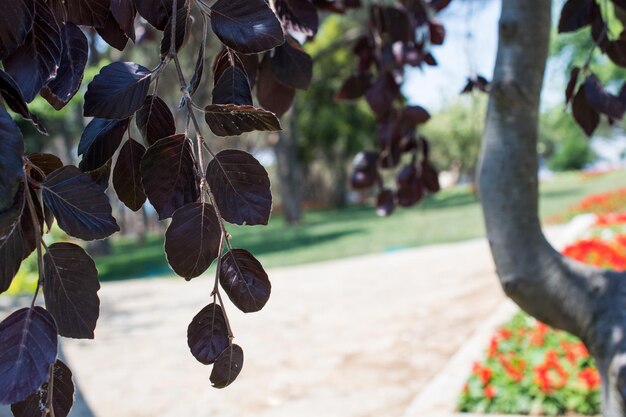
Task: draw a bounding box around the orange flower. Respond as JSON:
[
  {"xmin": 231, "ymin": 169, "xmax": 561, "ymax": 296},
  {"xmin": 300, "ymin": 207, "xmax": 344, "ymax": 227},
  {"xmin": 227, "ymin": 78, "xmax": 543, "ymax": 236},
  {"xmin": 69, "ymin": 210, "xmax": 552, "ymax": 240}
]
[
  {"xmin": 534, "ymin": 350, "xmax": 569, "ymax": 393},
  {"xmin": 484, "ymin": 385, "xmax": 496, "ymax": 399},
  {"xmin": 579, "ymin": 368, "xmax": 600, "ymax": 389},
  {"xmin": 473, "ymin": 363, "xmax": 493, "ymax": 384}
]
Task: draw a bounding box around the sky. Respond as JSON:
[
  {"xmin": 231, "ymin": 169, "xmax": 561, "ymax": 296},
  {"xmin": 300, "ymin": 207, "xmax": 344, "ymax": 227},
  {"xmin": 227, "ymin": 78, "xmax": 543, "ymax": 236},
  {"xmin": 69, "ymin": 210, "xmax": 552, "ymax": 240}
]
[{"xmin": 403, "ymin": 0, "xmax": 565, "ymax": 112}]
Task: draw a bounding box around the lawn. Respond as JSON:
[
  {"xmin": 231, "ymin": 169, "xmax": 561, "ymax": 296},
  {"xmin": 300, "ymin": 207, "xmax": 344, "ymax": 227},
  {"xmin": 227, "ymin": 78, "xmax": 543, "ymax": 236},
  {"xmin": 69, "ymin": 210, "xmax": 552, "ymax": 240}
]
[{"xmin": 96, "ymin": 169, "xmax": 626, "ymax": 280}]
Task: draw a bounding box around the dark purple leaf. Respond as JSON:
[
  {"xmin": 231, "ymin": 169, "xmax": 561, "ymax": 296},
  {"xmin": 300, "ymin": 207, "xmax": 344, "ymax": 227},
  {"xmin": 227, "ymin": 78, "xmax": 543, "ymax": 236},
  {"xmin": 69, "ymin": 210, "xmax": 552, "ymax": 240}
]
[
  {"xmin": 371, "ymin": 5, "xmax": 411, "ymax": 43},
  {"xmin": 558, "ymin": 0, "xmax": 597, "ymax": 33},
  {"xmin": 133, "ymin": 0, "xmax": 187, "ymax": 30},
  {"xmin": 350, "ymin": 169, "xmax": 378, "ymax": 189},
  {"xmin": 96, "ymin": 12, "xmax": 130, "ymax": 51},
  {"xmin": 188, "ymin": 14, "xmax": 208, "ymax": 96},
  {"xmin": 257, "ymin": 55, "xmax": 295, "ymax": 116},
  {"xmin": 84, "ymin": 62, "xmax": 151, "ymax": 119},
  {"xmin": 0, "ymin": 0, "xmax": 34, "ymax": 60},
  {"xmin": 396, "ymin": 164, "xmax": 422, "ymax": 206},
  {"xmin": 210, "ymin": 344, "xmax": 244, "ymax": 388},
  {"xmin": 269, "ymin": 37, "xmax": 312, "ymax": 90},
  {"xmin": 41, "ymin": 166, "xmax": 120, "ymax": 240},
  {"xmin": 402, "ymin": 106, "xmax": 430, "ymax": 127},
  {"xmin": 365, "ymin": 72, "xmax": 400, "ymax": 121},
  {"xmin": 43, "ymin": 243, "xmax": 100, "ymax": 339},
  {"xmin": 206, "ymin": 150, "xmax": 272, "ymax": 226},
  {"xmin": 0, "ymin": 70, "xmax": 46, "ymax": 134},
  {"xmin": 583, "ymin": 74, "xmax": 626, "ymax": 119},
  {"xmin": 4, "ymin": 0, "xmax": 62, "ymax": 103},
  {"xmin": 0, "ymin": 307, "xmax": 57, "ymax": 404},
  {"xmin": 85, "ymin": 160, "xmax": 112, "ymax": 191},
  {"xmin": 376, "ymin": 189, "xmax": 394, "ymax": 217},
  {"xmin": 165, "ymin": 203, "xmax": 221, "ymax": 280},
  {"xmin": 204, "ymin": 104, "xmax": 281, "ymax": 137},
  {"xmin": 27, "ymin": 153, "xmax": 63, "ymax": 182},
  {"xmin": 48, "ymin": 0, "xmax": 109, "ymax": 27},
  {"xmin": 335, "ymin": 74, "xmax": 372, "ymax": 100},
  {"xmin": 607, "ymin": 37, "xmax": 626, "ymax": 67},
  {"xmin": 0, "ymin": 107, "xmax": 24, "ymax": 214},
  {"xmin": 212, "ymin": 66, "xmax": 253, "ymax": 106},
  {"xmin": 210, "ymin": 0, "xmax": 284, "ymax": 54},
  {"xmin": 187, "ymin": 303, "xmax": 229, "ymax": 365},
  {"xmin": 110, "ymin": 0, "xmax": 136, "ymax": 41},
  {"xmin": 214, "ymin": 50, "xmax": 259, "ymax": 89},
  {"xmin": 421, "ymin": 160, "xmax": 440, "ymax": 193},
  {"xmin": 460, "ymin": 78, "xmax": 474, "ymax": 94},
  {"xmin": 352, "ymin": 151, "xmax": 379, "ymax": 172},
  {"xmin": 79, "ymin": 118, "xmax": 129, "ymax": 171},
  {"xmin": 274, "ymin": 0, "xmax": 318, "ymax": 36},
  {"xmin": 565, "ymin": 67, "xmax": 581, "ymax": 104},
  {"xmin": 79, "ymin": 118, "xmax": 129, "ymax": 157},
  {"xmin": 113, "ymin": 139, "xmax": 146, "ymax": 211},
  {"xmin": 10, "ymin": 360, "xmax": 74, "ymax": 417},
  {"xmin": 161, "ymin": 4, "xmax": 191, "ymax": 58},
  {"xmin": 429, "ymin": 19, "xmax": 445, "ymax": 45},
  {"xmin": 41, "ymin": 23, "xmax": 88, "ymax": 110},
  {"xmin": 572, "ymin": 85, "xmax": 600, "ymax": 137},
  {"xmin": 140, "ymin": 134, "xmax": 198, "ymax": 220},
  {"xmin": 135, "ymin": 95, "xmax": 176, "ymax": 146},
  {"xmin": 219, "ymin": 249, "xmax": 270, "ymax": 313}
]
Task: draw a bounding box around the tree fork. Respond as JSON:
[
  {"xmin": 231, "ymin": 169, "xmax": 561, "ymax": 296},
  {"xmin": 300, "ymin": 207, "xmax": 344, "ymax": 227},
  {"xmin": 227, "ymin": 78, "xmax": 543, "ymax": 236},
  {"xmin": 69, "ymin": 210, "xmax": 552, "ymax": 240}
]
[{"xmin": 479, "ymin": 1, "xmax": 626, "ymax": 415}]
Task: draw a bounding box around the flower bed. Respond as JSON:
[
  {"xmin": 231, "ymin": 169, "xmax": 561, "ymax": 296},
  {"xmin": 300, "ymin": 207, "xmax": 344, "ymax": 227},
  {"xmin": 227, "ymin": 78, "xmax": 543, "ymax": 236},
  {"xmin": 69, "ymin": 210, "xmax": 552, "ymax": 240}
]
[
  {"xmin": 457, "ymin": 203, "xmax": 626, "ymax": 415},
  {"xmin": 547, "ymin": 188, "xmax": 626, "ymax": 224}
]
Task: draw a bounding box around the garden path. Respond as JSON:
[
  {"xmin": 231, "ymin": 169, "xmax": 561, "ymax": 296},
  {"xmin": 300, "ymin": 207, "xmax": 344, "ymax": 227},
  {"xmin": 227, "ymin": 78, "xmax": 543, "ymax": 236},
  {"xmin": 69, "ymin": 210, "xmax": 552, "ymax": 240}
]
[{"xmin": 0, "ymin": 226, "xmax": 572, "ymax": 417}]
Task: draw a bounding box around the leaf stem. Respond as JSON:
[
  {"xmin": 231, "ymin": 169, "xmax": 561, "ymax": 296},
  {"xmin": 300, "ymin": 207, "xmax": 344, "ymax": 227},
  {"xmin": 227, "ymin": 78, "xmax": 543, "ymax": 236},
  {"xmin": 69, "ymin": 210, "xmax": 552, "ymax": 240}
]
[{"xmin": 23, "ymin": 171, "xmax": 44, "ymax": 308}]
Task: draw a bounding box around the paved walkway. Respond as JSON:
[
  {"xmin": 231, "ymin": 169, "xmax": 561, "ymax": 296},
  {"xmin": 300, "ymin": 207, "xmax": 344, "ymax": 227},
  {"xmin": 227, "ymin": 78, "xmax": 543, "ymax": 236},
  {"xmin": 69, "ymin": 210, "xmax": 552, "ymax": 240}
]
[
  {"xmin": 58, "ymin": 237, "xmax": 508, "ymax": 417},
  {"xmin": 4, "ymin": 223, "xmax": 583, "ymax": 417}
]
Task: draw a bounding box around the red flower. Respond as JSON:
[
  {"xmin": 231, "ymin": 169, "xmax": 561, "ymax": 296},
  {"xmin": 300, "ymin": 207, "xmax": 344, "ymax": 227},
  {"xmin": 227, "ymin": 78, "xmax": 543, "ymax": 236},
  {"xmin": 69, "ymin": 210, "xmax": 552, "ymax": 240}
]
[
  {"xmin": 499, "ymin": 354, "xmax": 526, "ymax": 382},
  {"xmin": 484, "ymin": 385, "xmax": 496, "ymax": 399},
  {"xmin": 534, "ymin": 350, "xmax": 569, "ymax": 393},
  {"xmin": 473, "ymin": 363, "xmax": 493, "ymax": 384},
  {"xmin": 579, "ymin": 368, "xmax": 600, "ymax": 389}
]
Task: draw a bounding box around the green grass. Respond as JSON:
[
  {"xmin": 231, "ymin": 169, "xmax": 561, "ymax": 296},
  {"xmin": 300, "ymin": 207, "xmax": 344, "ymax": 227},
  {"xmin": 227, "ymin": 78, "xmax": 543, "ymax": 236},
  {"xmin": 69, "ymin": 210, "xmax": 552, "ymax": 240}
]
[{"xmin": 95, "ymin": 169, "xmax": 626, "ymax": 281}]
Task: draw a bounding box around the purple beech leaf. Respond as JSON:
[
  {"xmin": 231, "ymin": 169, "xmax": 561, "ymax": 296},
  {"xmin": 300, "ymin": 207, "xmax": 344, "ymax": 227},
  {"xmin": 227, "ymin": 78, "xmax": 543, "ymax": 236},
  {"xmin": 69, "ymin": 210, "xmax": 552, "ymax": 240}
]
[
  {"xmin": 558, "ymin": 0, "xmax": 598, "ymax": 33},
  {"xmin": 110, "ymin": 0, "xmax": 136, "ymax": 41},
  {"xmin": 164, "ymin": 203, "xmax": 221, "ymax": 280},
  {"xmin": 204, "ymin": 104, "xmax": 281, "ymax": 137},
  {"xmin": 135, "ymin": 95, "xmax": 176, "ymax": 146},
  {"xmin": 210, "ymin": 344, "xmax": 244, "ymax": 388},
  {"xmin": 365, "ymin": 72, "xmax": 400, "ymax": 121},
  {"xmin": 41, "ymin": 23, "xmax": 88, "ymax": 110},
  {"xmin": 27, "ymin": 153, "xmax": 63, "ymax": 182},
  {"xmin": 41, "ymin": 166, "xmax": 120, "ymax": 240},
  {"xmin": 269, "ymin": 36, "xmax": 312, "ymax": 90},
  {"xmin": 335, "ymin": 74, "xmax": 372, "ymax": 101},
  {"xmin": 96, "ymin": 12, "xmax": 130, "ymax": 51},
  {"xmin": 0, "ymin": 307, "xmax": 58, "ymax": 405},
  {"xmin": 0, "ymin": 188, "xmax": 25, "ymax": 245},
  {"xmin": 396, "ymin": 164, "xmax": 423, "ymax": 207},
  {"xmin": 86, "ymin": 160, "xmax": 112, "ymax": 191},
  {"xmin": 43, "ymin": 242, "xmax": 100, "ymax": 339},
  {"xmin": 48, "ymin": 0, "xmax": 110, "ymax": 27},
  {"xmin": 84, "ymin": 62, "xmax": 151, "ymax": 119},
  {"xmin": 212, "ymin": 66, "xmax": 253, "ymax": 106},
  {"xmin": 351, "ymin": 169, "xmax": 379, "ymax": 189},
  {"xmin": 4, "ymin": 0, "xmax": 62, "ymax": 103},
  {"xmin": 133, "ymin": 0, "xmax": 187, "ymax": 30},
  {"xmin": 0, "ymin": 0, "xmax": 34, "ymax": 60},
  {"xmin": 0, "ymin": 189, "xmax": 42, "ymax": 294},
  {"xmin": 402, "ymin": 106, "xmax": 430, "ymax": 127},
  {"xmin": 274, "ymin": 0, "xmax": 318, "ymax": 36},
  {"xmin": 140, "ymin": 134, "xmax": 199, "ymax": 220},
  {"xmin": 113, "ymin": 139, "xmax": 146, "ymax": 212},
  {"xmin": 187, "ymin": 303, "xmax": 229, "ymax": 365},
  {"xmin": 0, "ymin": 70, "xmax": 47, "ymax": 134},
  {"xmin": 213, "ymin": 49, "xmax": 259, "ymax": 89},
  {"xmin": 10, "ymin": 360, "xmax": 74, "ymax": 417},
  {"xmin": 583, "ymin": 74, "xmax": 626, "ymax": 119},
  {"xmin": 0, "ymin": 107, "xmax": 25, "ymax": 214},
  {"xmin": 565, "ymin": 67, "xmax": 581, "ymax": 104},
  {"xmin": 219, "ymin": 249, "xmax": 271, "ymax": 313},
  {"xmin": 79, "ymin": 118, "xmax": 130, "ymax": 172},
  {"xmin": 210, "ymin": 0, "xmax": 284, "ymax": 54},
  {"xmin": 572, "ymin": 85, "xmax": 600, "ymax": 136},
  {"xmin": 206, "ymin": 150, "xmax": 272, "ymax": 226},
  {"xmin": 376, "ymin": 189, "xmax": 395, "ymax": 217},
  {"xmin": 161, "ymin": 4, "xmax": 191, "ymax": 58},
  {"xmin": 421, "ymin": 160, "xmax": 440, "ymax": 193},
  {"xmin": 188, "ymin": 14, "xmax": 208, "ymax": 96},
  {"xmin": 257, "ymin": 54, "xmax": 295, "ymax": 116}
]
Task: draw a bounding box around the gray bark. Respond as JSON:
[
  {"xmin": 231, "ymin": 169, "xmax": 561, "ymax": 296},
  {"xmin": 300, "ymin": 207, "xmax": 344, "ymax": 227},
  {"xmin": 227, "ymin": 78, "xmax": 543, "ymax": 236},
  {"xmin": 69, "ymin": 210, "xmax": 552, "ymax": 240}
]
[
  {"xmin": 478, "ymin": 1, "xmax": 626, "ymax": 415},
  {"xmin": 274, "ymin": 105, "xmax": 303, "ymax": 225}
]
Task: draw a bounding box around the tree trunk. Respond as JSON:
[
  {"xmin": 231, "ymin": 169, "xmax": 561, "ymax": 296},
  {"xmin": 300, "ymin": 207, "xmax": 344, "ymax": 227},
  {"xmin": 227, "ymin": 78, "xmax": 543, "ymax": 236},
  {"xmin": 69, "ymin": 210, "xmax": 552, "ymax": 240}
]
[
  {"xmin": 274, "ymin": 104, "xmax": 303, "ymax": 225},
  {"xmin": 479, "ymin": 1, "xmax": 626, "ymax": 415}
]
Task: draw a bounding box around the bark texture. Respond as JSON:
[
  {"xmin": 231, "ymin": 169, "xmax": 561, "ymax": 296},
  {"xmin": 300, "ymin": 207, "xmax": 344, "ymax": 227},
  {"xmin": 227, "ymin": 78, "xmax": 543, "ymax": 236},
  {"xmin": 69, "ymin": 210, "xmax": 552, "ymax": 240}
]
[{"xmin": 478, "ymin": 1, "xmax": 626, "ymax": 415}]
